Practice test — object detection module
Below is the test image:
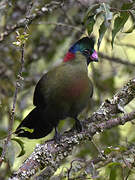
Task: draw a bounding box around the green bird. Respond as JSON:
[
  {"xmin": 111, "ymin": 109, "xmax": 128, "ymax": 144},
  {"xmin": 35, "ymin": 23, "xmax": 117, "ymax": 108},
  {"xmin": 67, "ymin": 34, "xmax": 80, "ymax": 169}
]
[{"xmin": 15, "ymin": 36, "xmax": 98, "ymax": 141}]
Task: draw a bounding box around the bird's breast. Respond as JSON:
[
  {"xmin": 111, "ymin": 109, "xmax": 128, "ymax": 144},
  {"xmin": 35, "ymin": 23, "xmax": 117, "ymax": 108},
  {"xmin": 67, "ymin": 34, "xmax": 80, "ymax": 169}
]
[{"xmin": 66, "ymin": 78, "xmax": 90, "ymax": 98}]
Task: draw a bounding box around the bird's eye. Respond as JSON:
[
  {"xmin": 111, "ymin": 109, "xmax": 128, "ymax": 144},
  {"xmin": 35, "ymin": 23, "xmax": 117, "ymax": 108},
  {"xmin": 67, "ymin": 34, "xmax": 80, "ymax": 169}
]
[
  {"xmin": 84, "ymin": 49, "xmax": 89, "ymax": 53},
  {"xmin": 83, "ymin": 49, "xmax": 90, "ymax": 56}
]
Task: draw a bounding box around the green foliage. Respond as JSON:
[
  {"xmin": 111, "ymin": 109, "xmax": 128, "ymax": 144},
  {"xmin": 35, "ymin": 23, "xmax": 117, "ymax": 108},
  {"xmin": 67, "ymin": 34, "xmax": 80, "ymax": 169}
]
[
  {"xmin": 124, "ymin": 23, "xmax": 135, "ymax": 33},
  {"xmin": 112, "ymin": 12, "xmax": 129, "ymax": 48},
  {"xmin": 98, "ymin": 20, "xmax": 108, "ymax": 50},
  {"xmin": 84, "ymin": 4, "xmax": 99, "ymax": 35},
  {"xmin": 0, "ymin": 127, "xmax": 7, "ymax": 138},
  {"xmin": 106, "ymin": 162, "xmax": 122, "ymax": 180},
  {"xmin": 13, "ymin": 31, "xmax": 29, "ymax": 46},
  {"xmin": 85, "ymin": 15, "xmax": 95, "ymax": 36},
  {"xmin": 104, "ymin": 145, "xmax": 127, "ymax": 155},
  {"xmin": 11, "ymin": 138, "xmax": 25, "ymax": 157},
  {"xmin": 0, "ymin": 147, "xmax": 2, "ymax": 156},
  {"xmin": 97, "ymin": 3, "xmax": 112, "ymax": 49},
  {"xmin": 84, "ymin": 1, "xmax": 135, "ymax": 48}
]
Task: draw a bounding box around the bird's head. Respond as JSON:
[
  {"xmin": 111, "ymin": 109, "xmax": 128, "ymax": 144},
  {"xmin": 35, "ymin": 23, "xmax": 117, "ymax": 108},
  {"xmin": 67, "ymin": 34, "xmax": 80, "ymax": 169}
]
[{"xmin": 63, "ymin": 36, "xmax": 98, "ymax": 65}]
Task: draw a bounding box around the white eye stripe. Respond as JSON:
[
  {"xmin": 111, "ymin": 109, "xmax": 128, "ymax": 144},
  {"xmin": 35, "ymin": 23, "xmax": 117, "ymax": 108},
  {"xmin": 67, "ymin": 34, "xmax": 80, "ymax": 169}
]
[
  {"xmin": 83, "ymin": 49, "xmax": 90, "ymax": 55},
  {"xmin": 84, "ymin": 49, "xmax": 89, "ymax": 52}
]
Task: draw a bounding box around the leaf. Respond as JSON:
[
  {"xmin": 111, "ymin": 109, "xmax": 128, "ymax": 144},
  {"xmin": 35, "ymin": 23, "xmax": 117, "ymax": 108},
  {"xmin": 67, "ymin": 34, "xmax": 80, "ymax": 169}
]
[
  {"xmin": 111, "ymin": 12, "xmax": 129, "ymax": 48},
  {"xmin": 129, "ymin": 9, "xmax": 135, "ymax": 22},
  {"xmin": 104, "ymin": 146, "xmax": 112, "ymax": 155},
  {"xmin": 124, "ymin": 24, "xmax": 135, "ymax": 33},
  {"xmin": 86, "ymin": 15, "xmax": 95, "ymax": 36},
  {"xmin": 84, "ymin": 3, "xmax": 100, "ymax": 35},
  {"xmin": 98, "ymin": 20, "xmax": 107, "ymax": 50},
  {"xmin": 13, "ymin": 41, "xmax": 21, "ymax": 46},
  {"xmin": 121, "ymin": 2, "xmax": 134, "ymax": 10},
  {"xmin": 109, "ymin": 165, "xmax": 118, "ymax": 180},
  {"xmin": 111, "ymin": 2, "xmax": 133, "ymax": 47},
  {"xmin": 97, "ymin": 3, "xmax": 112, "ymax": 49},
  {"xmin": 108, "ymin": 162, "xmax": 121, "ymax": 167},
  {"xmin": 105, "ymin": 162, "xmax": 122, "ymax": 180},
  {"xmin": 0, "ymin": 147, "xmax": 3, "ymax": 156},
  {"xmin": 102, "ymin": 3, "xmax": 113, "ymax": 22},
  {"xmin": 84, "ymin": 3, "xmax": 100, "ymax": 22},
  {"xmin": 104, "ymin": 146, "xmax": 127, "ymax": 155},
  {"xmin": 0, "ymin": 140, "xmax": 4, "ymax": 156},
  {"xmin": 125, "ymin": 10, "xmax": 135, "ymax": 33},
  {"xmin": 117, "ymin": 145, "xmax": 127, "ymax": 152},
  {"xmin": 11, "ymin": 138, "xmax": 25, "ymax": 157},
  {"xmin": 108, "ymin": 162, "xmax": 122, "ymax": 180},
  {"xmin": 13, "ymin": 31, "xmax": 29, "ymax": 46}
]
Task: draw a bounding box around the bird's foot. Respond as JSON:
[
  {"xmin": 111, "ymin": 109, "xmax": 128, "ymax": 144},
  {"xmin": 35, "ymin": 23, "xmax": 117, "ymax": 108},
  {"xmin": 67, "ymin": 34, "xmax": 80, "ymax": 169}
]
[
  {"xmin": 53, "ymin": 127, "xmax": 61, "ymax": 143},
  {"xmin": 74, "ymin": 118, "xmax": 82, "ymax": 132}
]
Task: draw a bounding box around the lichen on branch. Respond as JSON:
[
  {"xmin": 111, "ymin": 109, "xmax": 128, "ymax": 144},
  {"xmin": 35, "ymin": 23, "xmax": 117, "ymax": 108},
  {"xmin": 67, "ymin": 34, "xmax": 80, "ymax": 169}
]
[{"xmin": 10, "ymin": 77, "xmax": 135, "ymax": 180}]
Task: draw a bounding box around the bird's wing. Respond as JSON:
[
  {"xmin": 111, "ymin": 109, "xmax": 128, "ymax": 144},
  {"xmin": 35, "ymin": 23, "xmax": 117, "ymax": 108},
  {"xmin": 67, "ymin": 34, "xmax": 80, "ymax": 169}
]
[
  {"xmin": 33, "ymin": 73, "xmax": 48, "ymax": 107},
  {"xmin": 33, "ymin": 63, "xmax": 66, "ymax": 107}
]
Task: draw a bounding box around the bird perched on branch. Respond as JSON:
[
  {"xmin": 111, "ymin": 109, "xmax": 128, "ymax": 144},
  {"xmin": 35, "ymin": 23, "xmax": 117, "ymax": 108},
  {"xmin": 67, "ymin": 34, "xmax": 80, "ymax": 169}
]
[{"xmin": 15, "ymin": 36, "xmax": 98, "ymax": 142}]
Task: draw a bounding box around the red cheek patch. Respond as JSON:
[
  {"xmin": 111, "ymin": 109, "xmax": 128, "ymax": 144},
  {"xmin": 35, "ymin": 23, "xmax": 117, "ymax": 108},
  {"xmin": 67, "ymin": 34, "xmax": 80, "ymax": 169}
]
[{"xmin": 63, "ymin": 52, "xmax": 75, "ymax": 62}]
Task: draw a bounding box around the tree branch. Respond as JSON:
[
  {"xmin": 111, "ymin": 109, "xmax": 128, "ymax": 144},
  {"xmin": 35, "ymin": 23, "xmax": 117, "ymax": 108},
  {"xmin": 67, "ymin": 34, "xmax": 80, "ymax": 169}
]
[
  {"xmin": 64, "ymin": 142, "xmax": 135, "ymax": 180},
  {"xmin": 89, "ymin": 77, "xmax": 135, "ymax": 122},
  {"xmin": 0, "ymin": 1, "xmax": 63, "ymax": 43},
  {"xmin": 0, "ymin": 1, "xmax": 33, "ymax": 167},
  {"xmin": 9, "ymin": 77, "xmax": 135, "ymax": 179},
  {"xmin": 99, "ymin": 52, "xmax": 135, "ymax": 67},
  {"xmin": 0, "ymin": 43, "xmax": 25, "ymax": 167}
]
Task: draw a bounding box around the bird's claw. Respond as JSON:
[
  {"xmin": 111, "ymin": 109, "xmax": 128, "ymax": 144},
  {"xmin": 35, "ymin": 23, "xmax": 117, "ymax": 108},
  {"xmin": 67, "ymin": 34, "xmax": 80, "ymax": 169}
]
[
  {"xmin": 53, "ymin": 127, "xmax": 61, "ymax": 143},
  {"xmin": 75, "ymin": 119, "xmax": 82, "ymax": 132}
]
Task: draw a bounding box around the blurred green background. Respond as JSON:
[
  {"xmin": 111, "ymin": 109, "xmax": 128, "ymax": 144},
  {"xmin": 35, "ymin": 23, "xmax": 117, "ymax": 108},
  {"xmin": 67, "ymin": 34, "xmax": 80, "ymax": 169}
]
[{"xmin": 0, "ymin": 0, "xmax": 135, "ymax": 179}]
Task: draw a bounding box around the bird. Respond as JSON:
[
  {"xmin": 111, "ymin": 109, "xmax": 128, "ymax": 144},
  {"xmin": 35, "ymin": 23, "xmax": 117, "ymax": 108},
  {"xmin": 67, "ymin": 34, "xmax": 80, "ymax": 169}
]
[{"xmin": 15, "ymin": 36, "xmax": 98, "ymax": 142}]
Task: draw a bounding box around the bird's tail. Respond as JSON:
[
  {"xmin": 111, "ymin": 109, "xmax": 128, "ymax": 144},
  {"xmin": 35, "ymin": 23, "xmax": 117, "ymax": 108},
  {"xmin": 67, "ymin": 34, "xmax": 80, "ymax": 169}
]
[{"xmin": 15, "ymin": 107, "xmax": 54, "ymax": 139}]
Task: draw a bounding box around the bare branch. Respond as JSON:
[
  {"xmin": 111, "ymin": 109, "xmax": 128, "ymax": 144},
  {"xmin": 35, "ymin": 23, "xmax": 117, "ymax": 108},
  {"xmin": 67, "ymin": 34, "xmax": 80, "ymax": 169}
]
[
  {"xmin": 115, "ymin": 42, "xmax": 135, "ymax": 49},
  {"xmin": 0, "ymin": 1, "xmax": 33, "ymax": 167},
  {"xmin": 0, "ymin": 43, "xmax": 25, "ymax": 167},
  {"xmin": 0, "ymin": 1, "xmax": 63, "ymax": 43},
  {"xmin": 99, "ymin": 52, "xmax": 135, "ymax": 67}
]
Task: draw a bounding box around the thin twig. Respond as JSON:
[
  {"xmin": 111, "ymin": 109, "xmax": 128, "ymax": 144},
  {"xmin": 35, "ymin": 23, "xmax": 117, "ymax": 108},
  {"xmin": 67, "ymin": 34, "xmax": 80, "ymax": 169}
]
[
  {"xmin": 110, "ymin": 7, "xmax": 132, "ymax": 12},
  {"xmin": 122, "ymin": 156, "xmax": 134, "ymax": 180},
  {"xmin": 0, "ymin": 0, "xmax": 33, "ymax": 167},
  {"xmin": 0, "ymin": 44, "xmax": 25, "ymax": 167},
  {"xmin": 91, "ymin": 139, "xmax": 106, "ymax": 159},
  {"xmin": 0, "ymin": 1, "xmax": 63, "ymax": 43},
  {"xmin": 125, "ymin": 170, "xmax": 132, "ymax": 180},
  {"xmin": 99, "ymin": 52, "xmax": 135, "ymax": 67},
  {"xmin": 115, "ymin": 42, "xmax": 135, "ymax": 49},
  {"xmin": 67, "ymin": 159, "xmax": 84, "ymax": 180},
  {"xmin": 37, "ymin": 21, "xmax": 83, "ymax": 33}
]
